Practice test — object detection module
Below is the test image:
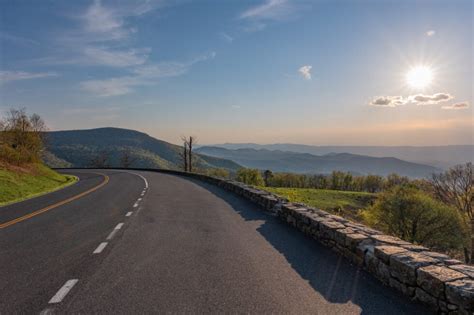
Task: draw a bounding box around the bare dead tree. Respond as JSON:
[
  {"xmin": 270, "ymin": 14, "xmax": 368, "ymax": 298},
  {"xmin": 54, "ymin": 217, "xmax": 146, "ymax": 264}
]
[
  {"xmin": 188, "ymin": 136, "xmax": 197, "ymax": 172},
  {"xmin": 120, "ymin": 148, "xmax": 136, "ymax": 168},
  {"xmin": 430, "ymin": 162, "xmax": 473, "ymax": 263},
  {"xmin": 180, "ymin": 136, "xmax": 189, "ymax": 172}
]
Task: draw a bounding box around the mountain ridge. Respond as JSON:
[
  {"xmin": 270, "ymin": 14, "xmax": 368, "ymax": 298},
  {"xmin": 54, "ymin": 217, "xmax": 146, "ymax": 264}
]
[
  {"xmin": 195, "ymin": 146, "xmax": 440, "ymax": 178},
  {"xmin": 203, "ymin": 143, "xmax": 473, "ymax": 169},
  {"xmin": 43, "ymin": 127, "xmax": 241, "ymax": 171}
]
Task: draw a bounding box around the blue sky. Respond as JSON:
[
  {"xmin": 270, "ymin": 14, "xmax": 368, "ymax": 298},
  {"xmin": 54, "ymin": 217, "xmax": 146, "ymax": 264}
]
[{"xmin": 0, "ymin": 0, "xmax": 472, "ymax": 145}]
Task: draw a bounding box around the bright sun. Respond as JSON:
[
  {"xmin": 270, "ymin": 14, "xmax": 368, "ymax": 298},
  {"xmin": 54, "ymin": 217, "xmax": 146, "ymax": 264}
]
[{"xmin": 406, "ymin": 65, "xmax": 434, "ymax": 89}]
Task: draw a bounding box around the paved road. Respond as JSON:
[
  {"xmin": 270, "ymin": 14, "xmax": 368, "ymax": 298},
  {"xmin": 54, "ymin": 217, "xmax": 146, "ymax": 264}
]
[{"xmin": 0, "ymin": 170, "xmax": 432, "ymax": 314}]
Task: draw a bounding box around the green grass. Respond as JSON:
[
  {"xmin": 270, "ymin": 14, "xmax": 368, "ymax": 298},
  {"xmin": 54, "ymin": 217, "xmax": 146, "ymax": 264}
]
[
  {"xmin": 261, "ymin": 187, "xmax": 376, "ymax": 221},
  {"xmin": 0, "ymin": 163, "xmax": 77, "ymax": 206}
]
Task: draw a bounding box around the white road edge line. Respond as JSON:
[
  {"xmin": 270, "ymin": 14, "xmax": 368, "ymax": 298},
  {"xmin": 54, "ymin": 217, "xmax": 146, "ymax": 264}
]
[
  {"xmin": 93, "ymin": 242, "xmax": 108, "ymax": 254},
  {"xmin": 127, "ymin": 171, "xmax": 149, "ymax": 189},
  {"xmin": 106, "ymin": 229, "xmax": 118, "ymax": 240},
  {"xmin": 115, "ymin": 223, "xmax": 124, "ymax": 230},
  {"xmin": 48, "ymin": 279, "xmax": 79, "ymax": 304},
  {"xmin": 126, "ymin": 212, "xmax": 132, "ymax": 217}
]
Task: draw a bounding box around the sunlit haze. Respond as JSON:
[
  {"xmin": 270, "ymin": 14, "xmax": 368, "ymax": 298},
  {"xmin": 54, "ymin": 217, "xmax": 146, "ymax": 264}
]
[{"xmin": 0, "ymin": 0, "xmax": 472, "ymax": 146}]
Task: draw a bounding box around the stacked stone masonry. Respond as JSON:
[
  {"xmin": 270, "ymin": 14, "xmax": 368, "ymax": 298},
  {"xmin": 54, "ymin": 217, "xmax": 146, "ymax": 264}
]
[{"xmin": 133, "ymin": 169, "xmax": 474, "ymax": 314}]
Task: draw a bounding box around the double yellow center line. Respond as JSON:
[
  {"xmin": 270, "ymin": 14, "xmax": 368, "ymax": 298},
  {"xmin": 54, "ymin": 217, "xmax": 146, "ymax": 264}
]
[{"xmin": 0, "ymin": 173, "xmax": 109, "ymax": 229}]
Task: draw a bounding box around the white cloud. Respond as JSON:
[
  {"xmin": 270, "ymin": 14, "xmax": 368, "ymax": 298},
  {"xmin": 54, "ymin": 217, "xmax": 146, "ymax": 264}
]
[
  {"xmin": 36, "ymin": 0, "xmax": 159, "ymax": 68},
  {"xmin": 370, "ymin": 92, "xmax": 455, "ymax": 107},
  {"xmin": 239, "ymin": 0, "xmax": 298, "ymax": 32},
  {"xmin": 219, "ymin": 32, "xmax": 234, "ymax": 43},
  {"xmin": 370, "ymin": 96, "xmax": 408, "ymax": 107},
  {"xmin": 80, "ymin": 76, "xmax": 136, "ymax": 97},
  {"xmin": 410, "ymin": 93, "xmax": 453, "ymax": 105},
  {"xmin": 298, "ymin": 65, "xmax": 312, "ymax": 80},
  {"xmin": 83, "ymin": 47, "xmax": 149, "ymax": 67},
  {"xmin": 231, "ymin": 105, "xmax": 241, "ymax": 109},
  {"xmin": 0, "ymin": 71, "xmax": 58, "ymax": 84},
  {"xmin": 426, "ymin": 30, "xmax": 436, "ymax": 37},
  {"xmin": 81, "ymin": 52, "xmax": 216, "ymax": 97},
  {"xmin": 240, "ymin": 0, "xmax": 290, "ymax": 20},
  {"xmin": 442, "ymin": 102, "xmax": 469, "ymax": 110},
  {"xmin": 81, "ymin": 0, "xmax": 156, "ymax": 42},
  {"xmin": 0, "ymin": 31, "xmax": 39, "ymax": 46}
]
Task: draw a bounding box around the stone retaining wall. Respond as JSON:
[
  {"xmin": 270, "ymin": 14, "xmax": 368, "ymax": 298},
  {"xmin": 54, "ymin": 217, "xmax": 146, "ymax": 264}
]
[{"xmin": 154, "ymin": 170, "xmax": 473, "ymax": 314}]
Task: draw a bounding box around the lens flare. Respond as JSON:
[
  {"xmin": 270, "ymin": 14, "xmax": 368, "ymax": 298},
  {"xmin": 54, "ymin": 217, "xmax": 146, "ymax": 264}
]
[{"xmin": 406, "ymin": 65, "xmax": 433, "ymax": 89}]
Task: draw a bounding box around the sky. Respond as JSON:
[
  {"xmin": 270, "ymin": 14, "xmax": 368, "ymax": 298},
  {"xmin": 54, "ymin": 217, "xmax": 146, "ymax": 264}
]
[{"xmin": 0, "ymin": 0, "xmax": 472, "ymax": 146}]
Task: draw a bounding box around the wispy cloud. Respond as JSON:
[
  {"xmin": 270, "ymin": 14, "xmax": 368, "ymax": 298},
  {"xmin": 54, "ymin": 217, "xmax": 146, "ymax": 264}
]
[
  {"xmin": 239, "ymin": 0, "xmax": 298, "ymax": 32},
  {"xmin": 370, "ymin": 96, "xmax": 408, "ymax": 107},
  {"xmin": 298, "ymin": 65, "xmax": 312, "ymax": 80},
  {"xmin": 240, "ymin": 0, "xmax": 290, "ymax": 20},
  {"xmin": 0, "ymin": 71, "xmax": 58, "ymax": 84},
  {"xmin": 410, "ymin": 93, "xmax": 453, "ymax": 105},
  {"xmin": 81, "ymin": 52, "xmax": 216, "ymax": 96},
  {"xmin": 442, "ymin": 102, "xmax": 469, "ymax": 110},
  {"xmin": 219, "ymin": 32, "xmax": 234, "ymax": 43},
  {"xmin": 38, "ymin": 0, "xmax": 158, "ymax": 68},
  {"xmin": 0, "ymin": 31, "xmax": 39, "ymax": 46},
  {"xmin": 83, "ymin": 47, "xmax": 150, "ymax": 67},
  {"xmin": 426, "ymin": 30, "xmax": 436, "ymax": 37}
]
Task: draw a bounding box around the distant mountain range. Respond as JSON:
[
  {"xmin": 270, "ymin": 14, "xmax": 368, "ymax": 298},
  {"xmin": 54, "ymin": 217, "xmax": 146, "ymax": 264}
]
[
  {"xmin": 43, "ymin": 128, "xmax": 241, "ymax": 171},
  {"xmin": 195, "ymin": 146, "xmax": 440, "ymax": 178},
  {"xmin": 204, "ymin": 143, "xmax": 473, "ymax": 169}
]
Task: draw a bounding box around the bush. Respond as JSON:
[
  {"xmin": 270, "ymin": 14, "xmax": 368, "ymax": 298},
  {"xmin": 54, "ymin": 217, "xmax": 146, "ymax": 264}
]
[
  {"xmin": 205, "ymin": 168, "xmax": 230, "ymax": 178},
  {"xmin": 363, "ymin": 185, "xmax": 467, "ymax": 253},
  {"xmin": 236, "ymin": 168, "xmax": 264, "ymax": 186}
]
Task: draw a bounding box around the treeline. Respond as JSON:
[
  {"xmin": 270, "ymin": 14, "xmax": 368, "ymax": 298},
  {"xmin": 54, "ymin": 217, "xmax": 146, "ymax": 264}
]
[
  {"xmin": 0, "ymin": 108, "xmax": 46, "ymax": 165},
  {"xmin": 235, "ymin": 168, "xmax": 414, "ymax": 193}
]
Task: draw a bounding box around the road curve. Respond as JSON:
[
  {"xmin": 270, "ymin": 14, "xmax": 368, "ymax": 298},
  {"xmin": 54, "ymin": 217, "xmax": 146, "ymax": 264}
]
[{"xmin": 0, "ymin": 170, "xmax": 431, "ymax": 314}]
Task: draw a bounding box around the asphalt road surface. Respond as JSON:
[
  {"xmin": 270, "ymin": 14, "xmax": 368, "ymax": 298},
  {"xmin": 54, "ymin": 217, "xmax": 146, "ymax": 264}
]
[{"xmin": 0, "ymin": 169, "xmax": 432, "ymax": 314}]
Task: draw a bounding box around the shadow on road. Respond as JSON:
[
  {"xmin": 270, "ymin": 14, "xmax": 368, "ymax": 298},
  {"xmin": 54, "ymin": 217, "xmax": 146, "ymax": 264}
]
[{"xmin": 187, "ymin": 178, "xmax": 432, "ymax": 315}]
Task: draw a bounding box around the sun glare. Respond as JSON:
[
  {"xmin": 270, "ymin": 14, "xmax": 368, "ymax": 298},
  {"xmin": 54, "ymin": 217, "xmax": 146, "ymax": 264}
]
[{"xmin": 406, "ymin": 65, "xmax": 434, "ymax": 89}]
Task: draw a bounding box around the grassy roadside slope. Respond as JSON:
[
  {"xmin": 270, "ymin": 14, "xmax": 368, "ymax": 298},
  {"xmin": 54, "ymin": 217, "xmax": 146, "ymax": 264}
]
[
  {"xmin": 0, "ymin": 163, "xmax": 77, "ymax": 206},
  {"xmin": 261, "ymin": 187, "xmax": 376, "ymax": 221}
]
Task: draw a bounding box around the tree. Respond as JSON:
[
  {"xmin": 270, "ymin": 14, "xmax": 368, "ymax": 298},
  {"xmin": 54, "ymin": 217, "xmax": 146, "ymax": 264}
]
[
  {"xmin": 236, "ymin": 168, "xmax": 264, "ymax": 186},
  {"xmin": 120, "ymin": 148, "xmax": 136, "ymax": 168},
  {"xmin": 363, "ymin": 175, "xmax": 384, "ymax": 193},
  {"xmin": 180, "ymin": 136, "xmax": 197, "ymax": 172},
  {"xmin": 90, "ymin": 150, "xmax": 109, "ymax": 168},
  {"xmin": 0, "ymin": 108, "xmax": 46, "ymax": 165},
  {"xmin": 263, "ymin": 170, "xmax": 273, "ymax": 186},
  {"xmin": 180, "ymin": 136, "xmax": 188, "ymax": 172},
  {"xmin": 385, "ymin": 173, "xmax": 410, "ymax": 190},
  {"xmin": 430, "ymin": 163, "xmax": 473, "ymax": 262},
  {"xmin": 188, "ymin": 136, "xmax": 196, "ymax": 172},
  {"xmin": 363, "ymin": 185, "xmax": 467, "ymax": 253}
]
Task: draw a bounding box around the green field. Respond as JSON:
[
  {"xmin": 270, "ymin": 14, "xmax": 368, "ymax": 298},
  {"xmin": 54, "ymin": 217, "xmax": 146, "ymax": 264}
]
[
  {"xmin": 0, "ymin": 163, "xmax": 77, "ymax": 206},
  {"xmin": 261, "ymin": 187, "xmax": 376, "ymax": 221}
]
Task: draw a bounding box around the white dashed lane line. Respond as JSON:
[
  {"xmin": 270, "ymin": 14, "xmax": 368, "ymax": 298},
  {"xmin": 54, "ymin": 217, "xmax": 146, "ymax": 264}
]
[
  {"xmin": 126, "ymin": 212, "xmax": 133, "ymax": 217},
  {"xmin": 93, "ymin": 242, "xmax": 108, "ymax": 254},
  {"xmin": 133, "ymin": 202, "xmax": 139, "ymax": 208},
  {"xmin": 115, "ymin": 223, "xmax": 124, "ymax": 230},
  {"xmin": 48, "ymin": 279, "xmax": 79, "ymax": 304}
]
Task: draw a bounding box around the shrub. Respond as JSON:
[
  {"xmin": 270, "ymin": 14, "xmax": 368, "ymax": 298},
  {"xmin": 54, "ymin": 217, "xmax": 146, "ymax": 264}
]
[
  {"xmin": 363, "ymin": 185, "xmax": 467, "ymax": 253},
  {"xmin": 206, "ymin": 168, "xmax": 230, "ymax": 178},
  {"xmin": 236, "ymin": 168, "xmax": 264, "ymax": 186}
]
